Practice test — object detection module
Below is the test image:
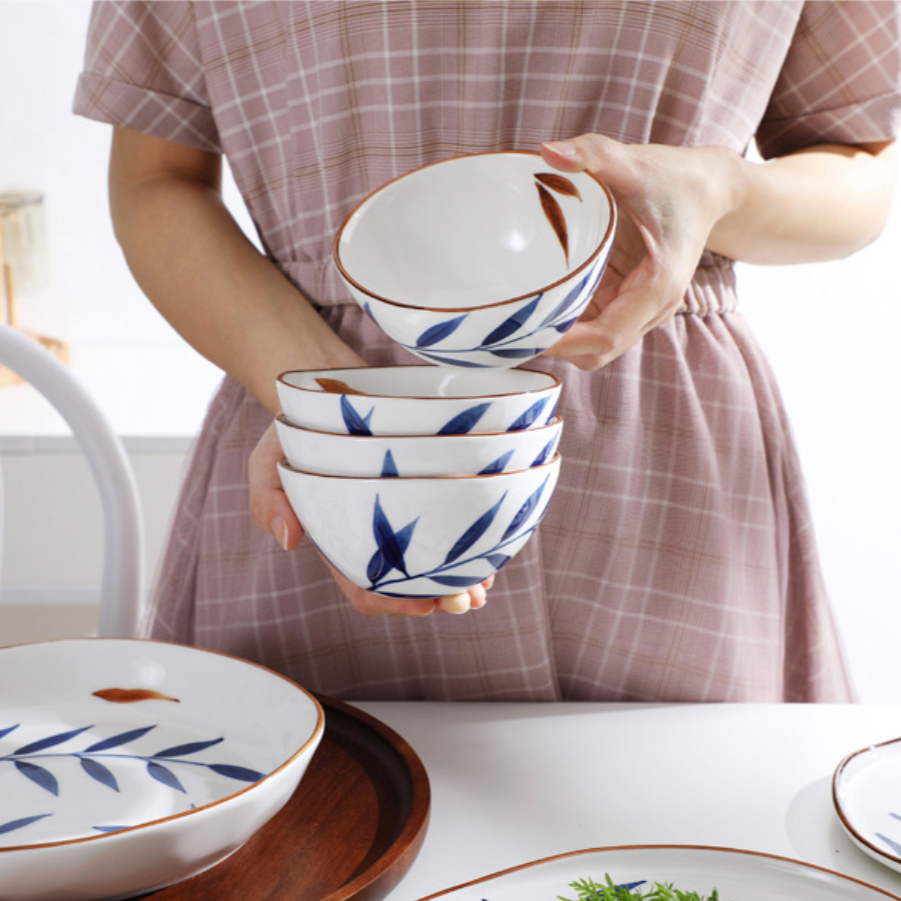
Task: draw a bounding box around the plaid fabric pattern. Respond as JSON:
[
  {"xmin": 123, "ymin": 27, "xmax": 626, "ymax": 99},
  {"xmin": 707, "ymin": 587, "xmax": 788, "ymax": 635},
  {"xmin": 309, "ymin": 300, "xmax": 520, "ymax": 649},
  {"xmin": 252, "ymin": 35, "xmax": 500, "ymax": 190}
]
[{"xmin": 74, "ymin": 1, "xmax": 900, "ymax": 701}]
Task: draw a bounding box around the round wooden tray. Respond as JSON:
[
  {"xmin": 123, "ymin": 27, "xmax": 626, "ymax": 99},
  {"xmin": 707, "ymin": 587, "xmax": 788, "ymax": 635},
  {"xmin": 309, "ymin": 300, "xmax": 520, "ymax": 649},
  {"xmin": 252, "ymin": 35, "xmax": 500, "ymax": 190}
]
[{"xmin": 143, "ymin": 695, "xmax": 431, "ymax": 901}]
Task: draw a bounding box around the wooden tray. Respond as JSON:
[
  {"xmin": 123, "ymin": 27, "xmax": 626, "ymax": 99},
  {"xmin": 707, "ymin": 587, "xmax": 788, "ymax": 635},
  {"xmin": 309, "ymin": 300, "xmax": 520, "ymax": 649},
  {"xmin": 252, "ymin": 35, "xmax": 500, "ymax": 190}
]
[{"xmin": 143, "ymin": 696, "xmax": 431, "ymax": 901}]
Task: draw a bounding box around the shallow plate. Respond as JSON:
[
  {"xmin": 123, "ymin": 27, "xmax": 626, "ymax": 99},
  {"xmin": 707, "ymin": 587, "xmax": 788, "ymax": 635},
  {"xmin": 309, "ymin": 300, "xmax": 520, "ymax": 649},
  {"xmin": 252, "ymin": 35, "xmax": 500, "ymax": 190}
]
[
  {"xmin": 416, "ymin": 845, "xmax": 900, "ymax": 901},
  {"xmin": 834, "ymin": 737, "xmax": 901, "ymax": 875},
  {"xmin": 142, "ymin": 696, "xmax": 430, "ymax": 901}
]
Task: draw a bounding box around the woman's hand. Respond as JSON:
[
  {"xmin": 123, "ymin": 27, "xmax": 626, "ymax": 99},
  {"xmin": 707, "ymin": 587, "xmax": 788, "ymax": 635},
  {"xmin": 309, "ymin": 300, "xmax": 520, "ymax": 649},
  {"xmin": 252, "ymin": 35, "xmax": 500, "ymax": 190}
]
[
  {"xmin": 540, "ymin": 135, "xmax": 736, "ymax": 371},
  {"xmin": 248, "ymin": 422, "xmax": 492, "ymax": 616}
]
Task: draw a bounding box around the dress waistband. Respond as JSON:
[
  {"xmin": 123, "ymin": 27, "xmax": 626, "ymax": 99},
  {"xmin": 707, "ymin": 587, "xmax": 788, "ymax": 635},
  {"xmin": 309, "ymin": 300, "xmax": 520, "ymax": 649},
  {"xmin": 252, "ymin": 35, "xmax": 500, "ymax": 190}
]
[{"xmin": 279, "ymin": 251, "xmax": 738, "ymax": 317}]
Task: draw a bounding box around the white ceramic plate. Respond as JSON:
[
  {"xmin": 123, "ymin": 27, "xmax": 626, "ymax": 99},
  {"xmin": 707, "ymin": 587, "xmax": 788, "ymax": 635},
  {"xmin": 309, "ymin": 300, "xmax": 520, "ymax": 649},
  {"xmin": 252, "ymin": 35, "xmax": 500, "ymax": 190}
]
[
  {"xmin": 416, "ymin": 845, "xmax": 900, "ymax": 901},
  {"xmin": 834, "ymin": 737, "xmax": 901, "ymax": 876},
  {"xmin": 0, "ymin": 638, "xmax": 325, "ymax": 901}
]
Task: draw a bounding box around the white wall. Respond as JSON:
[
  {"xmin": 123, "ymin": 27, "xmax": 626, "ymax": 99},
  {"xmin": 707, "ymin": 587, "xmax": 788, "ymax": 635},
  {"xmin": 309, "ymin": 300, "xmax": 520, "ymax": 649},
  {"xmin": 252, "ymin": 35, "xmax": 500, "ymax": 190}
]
[{"xmin": 1, "ymin": 1, "xmax": 899, "ymax": 700}]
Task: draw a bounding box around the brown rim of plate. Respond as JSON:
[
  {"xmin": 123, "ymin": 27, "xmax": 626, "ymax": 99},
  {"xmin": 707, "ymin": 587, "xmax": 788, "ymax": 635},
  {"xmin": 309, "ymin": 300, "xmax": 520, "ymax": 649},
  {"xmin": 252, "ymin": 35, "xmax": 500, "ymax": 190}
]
[{"xmin": 332, "ymin": 150, "xmax": 616, "ymax": 312}]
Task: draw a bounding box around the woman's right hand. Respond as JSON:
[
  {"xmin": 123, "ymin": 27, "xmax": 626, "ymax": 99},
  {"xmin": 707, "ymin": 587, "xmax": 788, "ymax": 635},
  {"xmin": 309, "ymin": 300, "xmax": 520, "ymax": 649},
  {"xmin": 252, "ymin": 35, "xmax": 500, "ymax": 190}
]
[{"xmin": 248, "ymin": 421, "xmax": 492, "ymax": 616}]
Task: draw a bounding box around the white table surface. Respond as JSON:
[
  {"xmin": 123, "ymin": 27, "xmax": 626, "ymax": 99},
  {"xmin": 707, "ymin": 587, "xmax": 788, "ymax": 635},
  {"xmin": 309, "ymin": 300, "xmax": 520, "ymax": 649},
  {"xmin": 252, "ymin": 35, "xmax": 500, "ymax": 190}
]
[{"xmin": 354, "ymin": 702, "xmax": 901, "ymax": 901}]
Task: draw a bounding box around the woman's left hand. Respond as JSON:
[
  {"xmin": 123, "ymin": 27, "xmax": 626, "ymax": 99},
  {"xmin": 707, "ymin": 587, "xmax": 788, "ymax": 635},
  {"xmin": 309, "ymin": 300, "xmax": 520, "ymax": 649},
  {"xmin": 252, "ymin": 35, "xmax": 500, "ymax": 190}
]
[{"xmin": 540, "ymin": 134, "xmax": 736, "ymax": 371}]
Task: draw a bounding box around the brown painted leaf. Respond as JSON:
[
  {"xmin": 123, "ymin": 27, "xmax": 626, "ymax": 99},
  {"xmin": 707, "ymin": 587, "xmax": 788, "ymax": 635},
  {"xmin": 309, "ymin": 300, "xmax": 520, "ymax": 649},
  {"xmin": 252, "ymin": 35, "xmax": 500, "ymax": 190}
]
[
  {"xmin": 92, "ymin": 688, "xmax": 180, "ymax": 704},
  {"xmin": 536, "ymin": 182, "xmax": 569, "ymax": 266},
  {"xmin": 314, "ymin": 378, "xmax": 369, "ymax": 396},
  {"xmin": 534, "ymin": 172, "xmax": 582, "ymax": 202}
]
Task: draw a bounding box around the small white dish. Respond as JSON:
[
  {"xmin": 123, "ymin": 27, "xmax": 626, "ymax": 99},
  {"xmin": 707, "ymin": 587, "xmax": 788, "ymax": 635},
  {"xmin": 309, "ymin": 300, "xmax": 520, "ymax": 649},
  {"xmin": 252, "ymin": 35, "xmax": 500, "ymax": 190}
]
[
  {"xmin": 0, "ymin": 638, "xmax": 324, "ymax": 901},
  {"xmin": 834, "ymin": 736, "xmax": 901, "ymax": 875}
]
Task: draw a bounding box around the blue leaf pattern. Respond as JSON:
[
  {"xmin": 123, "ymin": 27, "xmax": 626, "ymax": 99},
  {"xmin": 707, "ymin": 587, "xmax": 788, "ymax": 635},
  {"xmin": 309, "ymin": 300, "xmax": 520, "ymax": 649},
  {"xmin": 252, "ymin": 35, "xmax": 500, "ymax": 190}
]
[
  {"xmin": 481, "ymin": 295, "xmax": 541, "ymax": 347},
  {"xmin": 81, "ymin": 757, "xmax": 120, "ymax": 792},
  {"xmin": 531, "ymin": 439, "xmax": 555, "ymax": 467},
  {"xmin": 506, "ymin": 397, "xmax": 549, "ymax": 431},
  {"xmin": 501, "ymin": 474, "xmax": 550, "ymax": 542},
  {"xmin": 478, "ymin": 450, "xmax": 514, "ymax": 475},
  {"xmin": 153, "ymin": 738, "xmax": 224, "ymax": 758},
  {"xmin": 0, "ymin": 813, "xmax": 52, "ymax": 836},
  {"xmin": 15, "ymin": 760, "xmax": 59, "ymax": 796},
  {"xmin": 443, "ymin": 494, "xmax": 507, "ymax": 564},
  {"xmin": 437, "ymin": 402, "xmax": 491, "ymax": 435},
  {"xmin": 340, "ymin": 395, "xmax": 375, "ymax": 436},
  {"xmin": 380, "ymin": 449, "xmax": 399, "ymax": 477},
  {"xmin": 416, "ymin": 314, "xmax": 467, "ymax": 348},
  {"xmin": 372, "ymin": 495, "xmax": 415, "ymax": 577},
  {"xmin": 0, "ymin": 725, "xmax": 20, "ymax": 741},
  {"xmin": 147, "ymin": 761, "xmax": 186, "ymax": 794},
  {"xmin": 84, "ymin": 726, "xmax": 156, "ymax": 753},
  {"xmin": 208, "ymin": 763, "xmax": 265, "ymax": 783},
  {"xmin": 430, "ymin": 574, "xmax": 483, "ymax": 588},
  {"xmin": 14, "ymin": 726, "xmax": 93, "ymax": 756}
]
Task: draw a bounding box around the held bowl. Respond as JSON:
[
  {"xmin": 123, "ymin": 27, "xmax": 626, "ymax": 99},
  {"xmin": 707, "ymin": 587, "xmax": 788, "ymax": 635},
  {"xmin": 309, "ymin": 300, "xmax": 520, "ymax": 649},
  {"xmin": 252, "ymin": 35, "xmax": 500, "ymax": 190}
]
[
  {"xmin": 275, "ymin": 413, "xmax": 563, "ymax": 477},
  {"xmin": 334, "ymin": 151, "xmax": 616, "ymax": 368},
  {"xmin": 0, "ymin": 638, "xmax": 324, "ymax": 901},
  {"xmin": 276, "ymin": 365, "xmax": 561, "ymax": 436},
  {"xmin": 278, "ymin": 454, "xmax": 561, "ymax": 598}
]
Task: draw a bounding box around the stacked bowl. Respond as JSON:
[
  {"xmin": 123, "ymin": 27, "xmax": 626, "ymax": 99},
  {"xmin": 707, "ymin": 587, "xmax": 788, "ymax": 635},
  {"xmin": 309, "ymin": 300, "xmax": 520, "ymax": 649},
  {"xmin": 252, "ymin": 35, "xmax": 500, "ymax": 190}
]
[{"xmin": 276, "ymin": 151, "xmax": 616, "ymax": 598}]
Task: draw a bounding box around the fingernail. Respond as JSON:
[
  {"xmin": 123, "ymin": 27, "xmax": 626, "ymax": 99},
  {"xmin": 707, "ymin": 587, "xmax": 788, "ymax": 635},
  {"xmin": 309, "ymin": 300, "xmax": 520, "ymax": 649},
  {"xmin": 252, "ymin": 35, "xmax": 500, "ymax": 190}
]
[
  {"xmin": 545, "ymin": 139, "xmax": 579, "ymax": 159},
  {"xmin": 439, "ymin": 594, "xmax": 470, "ymax": 615},
  {"xmin": 271, "ymin": 517, "xmax": 289, "ymax": 551}
]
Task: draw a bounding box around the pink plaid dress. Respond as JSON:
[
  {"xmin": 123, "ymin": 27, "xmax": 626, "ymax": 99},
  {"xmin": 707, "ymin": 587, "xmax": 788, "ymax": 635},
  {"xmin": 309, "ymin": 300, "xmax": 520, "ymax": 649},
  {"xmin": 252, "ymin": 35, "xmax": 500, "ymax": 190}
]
[{"xmin": 75, "ymin": 1, "xmax": 900, "ymax": 701}]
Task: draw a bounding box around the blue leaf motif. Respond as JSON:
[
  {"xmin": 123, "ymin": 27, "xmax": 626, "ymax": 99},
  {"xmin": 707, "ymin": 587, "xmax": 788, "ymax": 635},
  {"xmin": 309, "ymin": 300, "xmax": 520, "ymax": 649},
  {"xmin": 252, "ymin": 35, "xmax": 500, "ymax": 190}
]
[
  {"xmin": 373, "ymin": 495, "xmax": 413, "ymax": 577},
  {"xmin": 507, "ymin": 397, "xmax": 550, "ymax": 432},
  {"xmin": 380, "ymin": 449, "xmax": 399, "ymax": 477},
  {"xmin": 146, "ymin": 761, "xmax": 186, "ymax": 793},
  {"xmin": 481, "ymin": 295, "xmax": 541, "ymax": 347},
  {"xmin": 443, "ymin": 494, "xmax": 506, "ymax": 564},
  {"xmin": 84, "ymin": 725, "xmax": 156, "ymax": 753},
  {"xmin": 500, "ymin": 474, "xmax": 549, "ymax": 542},
  {"xmin": 484, "ymin": 553, "xmax": 513, "ymax": 570},
  {"xmin": 367, "ymin": 548, "xmax": 388, "ymax": 584},
  {"xmin": 0, "ymin": 724, "xmax": 20, "ymax": 741},
  {"xmin": 416, "ymin": 314, "xmax": 467, "ymax": 348},
  {"xmin": 93, "ymin": 825, "xmax": 128, "ymax": 833},
  {"xmin": 437, "ymin": 402, "xmax": 490, "ymax": 435},
  {"xmin": 340, "ymin": 396, "xmax": 374, "ymax": 436},
  {"xmin": 430, "ymin": 574, "xmax": 482, "ymax": 588},
  {"xmin": 536, "ymin": 266, "xmax": 596, "ymax": 330},
  {"xmin": 488, "ymin": 347, "xmax": 546, "ymax": 360},
  {"xmin": 553, "ymin": 316, "xmax": 579, "ymax": 334},
  {"xmin": 81, "ymin": 757, "xmax": 119, "ymax": 792},
  {"xmin": 0, "ymin": 813, "xmax": 52, "ymax": 836},
  {"xmin": 153, "ymin": 738, "xmax": 224, "ymax": 758},
  {"xmin": 14, "ymin": 725, "xmax": 93, "ymax": 756},
  {"xmin": 478, "ymin": 450, "xmax": 514, "ymax": 475},
  {"xmin": 531, "ymin": 439, "xmax": 555, "ymax": 467},
  {"xmin": 208, "ymin": 763, "xmax": 266, "ymax": 783},
  {"xmin": 15, "ymin": 760, "xmax": 59, "ymax": 796}
]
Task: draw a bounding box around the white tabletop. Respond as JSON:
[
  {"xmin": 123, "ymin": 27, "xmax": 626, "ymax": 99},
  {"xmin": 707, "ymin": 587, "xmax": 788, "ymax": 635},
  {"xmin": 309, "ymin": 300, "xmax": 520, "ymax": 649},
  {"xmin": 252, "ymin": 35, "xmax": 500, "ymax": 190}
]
[{"xmin": 355, "ymin": 702, "xmax": 901, "ymax": 901}]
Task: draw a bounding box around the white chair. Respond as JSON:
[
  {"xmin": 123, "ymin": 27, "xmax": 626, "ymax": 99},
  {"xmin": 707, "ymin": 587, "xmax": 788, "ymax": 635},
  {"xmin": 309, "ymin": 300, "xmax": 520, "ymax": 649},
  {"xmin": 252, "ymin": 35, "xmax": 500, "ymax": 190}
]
[{"xmin": 0, "ymin": 323, "xmax": 144, "ymax": 637}]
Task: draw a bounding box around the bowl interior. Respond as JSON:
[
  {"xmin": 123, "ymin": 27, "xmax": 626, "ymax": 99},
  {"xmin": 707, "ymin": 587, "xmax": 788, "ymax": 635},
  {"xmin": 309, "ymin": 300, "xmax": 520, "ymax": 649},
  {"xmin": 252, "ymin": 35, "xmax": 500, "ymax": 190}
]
[
  {"xmin": 336, "ymin": 152, "xmax": 613, "ymax": 308},
  {"xmin": 0, "ymin": 639, "xmax": 323, "ymax": 848}
]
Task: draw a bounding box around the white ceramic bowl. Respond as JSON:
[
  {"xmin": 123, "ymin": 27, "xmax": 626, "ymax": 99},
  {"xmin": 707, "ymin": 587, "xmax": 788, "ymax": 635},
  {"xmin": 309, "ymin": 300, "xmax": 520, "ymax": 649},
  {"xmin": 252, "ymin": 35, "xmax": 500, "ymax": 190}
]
[
  {"xmin": 334, "ymin": 151, "xmax": 616, "ymax": 368},
  {"xmin": 277, "ymin": 366, "xmax": 561, "ymax": 436},
  {"xmin": 278, "ymin": 454, "xmax": 560, "ymax": 598},
  {"xmin": 275, "ymin": 413, "xmax": 563, "ymax": 477},
  {"xmin": 0, "ymin": 638, "xmax": 324, "ymax": 901}
]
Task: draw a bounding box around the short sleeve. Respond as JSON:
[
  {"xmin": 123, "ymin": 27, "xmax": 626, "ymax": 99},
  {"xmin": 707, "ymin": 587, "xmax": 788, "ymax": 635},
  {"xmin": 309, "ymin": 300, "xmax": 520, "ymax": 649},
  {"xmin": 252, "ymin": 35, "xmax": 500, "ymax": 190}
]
[
  {"xmin": 756, "ymin": 0, "xmax": 901, "ymax": 159},
  {"xmin": 72, "ymin": 0, "xmax": 220, "ymax": 154}
]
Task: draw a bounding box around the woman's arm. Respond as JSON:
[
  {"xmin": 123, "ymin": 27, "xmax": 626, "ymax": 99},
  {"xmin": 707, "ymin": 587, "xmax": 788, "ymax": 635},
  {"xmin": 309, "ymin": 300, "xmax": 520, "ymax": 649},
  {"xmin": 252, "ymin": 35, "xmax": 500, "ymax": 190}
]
[{"xmin": 541, "ymin": 136, "xmax": 898, "ymax": 371}]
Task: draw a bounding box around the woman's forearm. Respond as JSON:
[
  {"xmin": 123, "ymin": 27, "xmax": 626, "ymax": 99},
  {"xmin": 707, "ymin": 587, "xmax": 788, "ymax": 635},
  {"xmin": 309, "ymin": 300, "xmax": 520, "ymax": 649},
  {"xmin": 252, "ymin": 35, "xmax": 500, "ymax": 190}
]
[
  {"xmin": 707, "ymin": 140, "xmax": 898, "ymax": 265},
  {"xmin": 108, "ymin": 127, "xmax": 362, "ymax": 414}
]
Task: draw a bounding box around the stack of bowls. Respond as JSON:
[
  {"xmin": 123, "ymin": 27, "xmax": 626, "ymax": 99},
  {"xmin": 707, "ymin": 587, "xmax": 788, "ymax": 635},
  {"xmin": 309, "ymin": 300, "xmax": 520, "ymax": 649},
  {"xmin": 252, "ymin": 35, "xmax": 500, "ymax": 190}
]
[
  {"xmin": 276, "ymin": 151, "xmax": 616, "ymax": 598},
  {"xmin": 276, "ymin": 366, "xmax": 563, "ymax": 598}
]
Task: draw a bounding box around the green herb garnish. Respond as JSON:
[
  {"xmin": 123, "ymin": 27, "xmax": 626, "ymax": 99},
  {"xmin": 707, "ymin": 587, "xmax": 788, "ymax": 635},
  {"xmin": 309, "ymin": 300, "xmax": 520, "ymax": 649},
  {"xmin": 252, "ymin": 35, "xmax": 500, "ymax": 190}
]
[{"xmin": 558, "ymin": 874, "xmax": 720, "ymax": 901}]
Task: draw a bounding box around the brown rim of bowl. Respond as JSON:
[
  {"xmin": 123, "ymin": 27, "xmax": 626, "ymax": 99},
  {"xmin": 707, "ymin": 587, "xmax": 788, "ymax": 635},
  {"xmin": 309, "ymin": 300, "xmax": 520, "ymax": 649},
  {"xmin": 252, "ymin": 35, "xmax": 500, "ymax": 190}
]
[
  {"xmin": 278, "ymin": 452, "xmax": 561, "ymax": 482},
  {"xmin": 276, "ymin": 364, "xmax": 562, "ymax": 400},
  {"xmin": 275, "ymin": 412, "xmax": 563, "ymax": 439},
  {"xmin": 0, "ymin": 637, "xmax": 325, "ymax": 854},
  {"xmin": 332, "ymin": 150, "xmax": 616, "ymax": 312}
]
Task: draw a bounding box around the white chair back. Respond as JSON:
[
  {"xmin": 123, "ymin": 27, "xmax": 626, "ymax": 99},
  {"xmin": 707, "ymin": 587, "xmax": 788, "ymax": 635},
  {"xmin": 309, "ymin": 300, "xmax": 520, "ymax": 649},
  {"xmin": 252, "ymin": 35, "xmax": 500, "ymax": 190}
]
[{"xmin": 0, "ymin": 324, "xmax": 144, "ymax": 637}]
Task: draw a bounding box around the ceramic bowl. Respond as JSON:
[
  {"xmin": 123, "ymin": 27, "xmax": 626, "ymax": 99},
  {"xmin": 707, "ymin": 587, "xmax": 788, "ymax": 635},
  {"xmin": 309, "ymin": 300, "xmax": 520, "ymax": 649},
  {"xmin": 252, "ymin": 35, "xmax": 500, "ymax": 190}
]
[
  {"xmin": 0, "ymin": 638, "xmax": 324, "ymax": 901},
  {"xmin": 278, "ymin": 454, "xmax": 560, "ymax": 597},
  {"xmin": 334, "ymin": 151, "xmax": 616, "ymax": 368},
  {"xmin": 275, "ymin": 413, "xmax": 562, "ymax": 477},
  {"xmin": 277, "ymin": 366, "xmax": 561, "ymax": 436}
]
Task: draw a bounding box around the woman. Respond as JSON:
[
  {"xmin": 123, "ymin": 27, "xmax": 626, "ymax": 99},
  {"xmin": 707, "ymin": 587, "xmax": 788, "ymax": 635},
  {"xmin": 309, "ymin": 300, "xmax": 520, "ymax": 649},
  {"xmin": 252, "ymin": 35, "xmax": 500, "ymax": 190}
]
[{"xmin": 74, "ymin": 1, "xmax": 899, "ymax": 701}]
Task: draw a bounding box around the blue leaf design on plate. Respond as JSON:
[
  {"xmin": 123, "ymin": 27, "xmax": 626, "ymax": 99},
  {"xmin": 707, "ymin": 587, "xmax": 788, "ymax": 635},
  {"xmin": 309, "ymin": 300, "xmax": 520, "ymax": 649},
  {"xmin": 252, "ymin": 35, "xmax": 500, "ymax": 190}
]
[
  {"xmin": 81, "ymin": 757, "xmax": 119, "ymax": 792},
  {"xmin": 208, "ymin": 763, "xmax": 266, "ymax": 783},
  {"xmin": 340, "ymin": 396, "xmax": 375, "ymax": 436},
  {"xmin": 500, "ymin": 474, "xmax": 550, "ymax": 542},
  {"xmin": 531, "ymin": 440, "xmax": 555, "ymax": 467},
  {"xmin": 367, "ymin": 548, "xmax": 388, "ymax": 584},
  {"xmin": 93, "ymin": 825, "xmax": 128, "ymax": 833},
  {"xmin": 146, "ymin": 761, "xmax": 186, "ymax": 793},
  {"xmin": 153, "ymin": 738, "xmax": 224, "ymax": 758},
  {"xmin": 443, "ymin": 494, "xmax": 506, "ymax": 564},
  {"xmin": 484, "ymin": 553, "xmax": 513, "ymax": 570},
  {"xmin": 535, "ymin": 266, "xmax": 595, "ymax": 330},
  {"xmin": 373, "ymin": 495, "xmax": 412, "ymax": 577},
  {"xmin": 489, "ymin": 347, "xmax": 547, "ymax": 361},
  {"xmin": 381, "ymin": 449, "xmax": 399, "ymax": 477},
  {"xmin": 0, "ymin": 813, "xmax": 52, "ymax": 836},
  {"xmin": 478, "ymin": 450, "xmax": 514, "ymax": 475},
  {"xmin": 14, "ymin": 725, "xmax": 93, "ymax": 756},
  {"xmin": 414, "ymin": 351, "xmax": 488, "ymax": 368},
  {"xmin": 15, "ymin": 760, "xmax": 59, "ymax": 796},
  {"xmin": 877, "ymin": 832, "xmax": 901, "ymax": 856},
  {"xmin": 481, "ymin": 296, "xmax": 541, "ymax": 347},
  {"xmin": 507, "ymin": 397, "xmax": 550, "ymax": 431},
  {"xmin": 553, "ymin": 316, "xmax": 579, "ymax": 334},
  {"xmin": 84, "ymin": 725, "xmax": 156, "ymax": 753},
  {"xmin": 430, "ymin": 574, "xmax": 483, "ymax": 588},
  {"xmin": 0, "ymin": 724, "xmax": 20, "ymax": 741},
  {"xmin": 416, "ymin": 314, "xmax": 467, "ymax": 348},
  {"xmin": 437, "ymin": 402, "xmax": 491, "ymax": 435}
]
